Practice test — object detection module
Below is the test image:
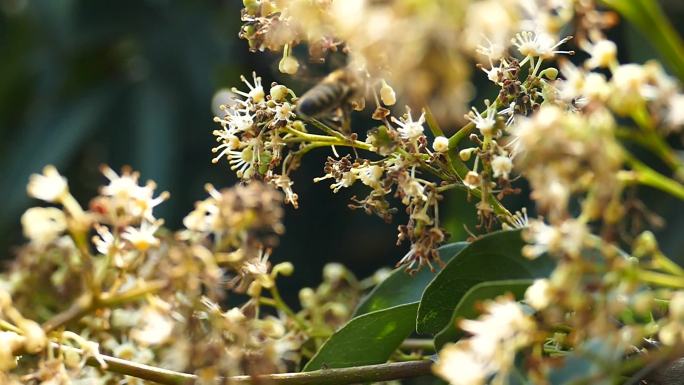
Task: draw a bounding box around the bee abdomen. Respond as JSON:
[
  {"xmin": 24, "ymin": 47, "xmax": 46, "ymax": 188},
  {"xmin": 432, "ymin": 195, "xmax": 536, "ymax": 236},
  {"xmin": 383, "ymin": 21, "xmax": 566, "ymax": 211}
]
[{"xmin": 296, "ymin": 82, "xmax": 350, "ymax": 117}]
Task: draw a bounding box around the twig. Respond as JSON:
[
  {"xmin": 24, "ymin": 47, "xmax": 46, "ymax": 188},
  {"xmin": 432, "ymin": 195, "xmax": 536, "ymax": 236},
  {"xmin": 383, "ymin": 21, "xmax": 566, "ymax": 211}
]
[
  {"xmin": 75, "ymin": 343, "xmax": 434, "ymax": 385},
  {"xmin": 42, "ymin": 280, "xmax": 167, "ymax": 333}
]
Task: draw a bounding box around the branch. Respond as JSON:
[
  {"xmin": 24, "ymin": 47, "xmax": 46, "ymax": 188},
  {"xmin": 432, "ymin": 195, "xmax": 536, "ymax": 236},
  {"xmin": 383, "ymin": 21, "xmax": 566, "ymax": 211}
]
[
  {"xmin": 42, "ymin": 280, "xmax": 167, "ymax": 333},
  {"xmin": 75, "ymin": 344, "xmax": 434, "ymax": 385}
]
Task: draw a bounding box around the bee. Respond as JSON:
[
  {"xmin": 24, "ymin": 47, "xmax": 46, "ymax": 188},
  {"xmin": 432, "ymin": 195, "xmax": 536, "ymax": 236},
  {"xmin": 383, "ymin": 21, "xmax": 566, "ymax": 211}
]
[{"xmin": 295, "ymin": 68, "xmax": 365, "ymax": 131}]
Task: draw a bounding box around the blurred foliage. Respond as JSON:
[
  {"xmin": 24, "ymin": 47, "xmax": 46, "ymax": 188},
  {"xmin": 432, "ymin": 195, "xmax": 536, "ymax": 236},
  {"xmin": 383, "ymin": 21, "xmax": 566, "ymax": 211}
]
[{"xmin": 1, "ymin": 0, "xmax": 684, "ymax": 298}]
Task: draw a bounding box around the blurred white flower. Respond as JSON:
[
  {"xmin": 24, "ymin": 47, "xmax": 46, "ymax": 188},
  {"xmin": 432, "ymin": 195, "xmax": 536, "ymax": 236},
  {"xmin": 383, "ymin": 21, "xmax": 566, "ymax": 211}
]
[
  {"xmin": 20, "ymin": 207, "xmax": 67, "ymax": 246},
  {"xmin": 27, "ymin": 165, "xmax": 68, "ymax": 203}
]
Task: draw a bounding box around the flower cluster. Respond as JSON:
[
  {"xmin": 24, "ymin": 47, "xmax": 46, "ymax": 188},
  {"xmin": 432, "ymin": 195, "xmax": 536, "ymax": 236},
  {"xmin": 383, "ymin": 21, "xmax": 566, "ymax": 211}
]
[{"xmin": 0, "ymin": 165, "xmax": 375, "ymax": 383}]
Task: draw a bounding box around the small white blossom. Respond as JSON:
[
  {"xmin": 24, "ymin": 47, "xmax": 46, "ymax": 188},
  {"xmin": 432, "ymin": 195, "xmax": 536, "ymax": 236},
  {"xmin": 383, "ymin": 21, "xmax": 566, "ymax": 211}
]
[
  {"xmin": 433, "ymin": 343, "xmax": 488, "ymax": 385},
  {"xmin": 130, "ymin": 304, "xmax": 174, "ymax": 346},
  {"xmin": 121, "ymin": 220, "xmax": 163, "ymax": 251},
  {"xmin": 467, "ymin": 104, "xmax": 497, "ymax": 136},
  {"xmin": 27, "ymin": 165, "xmax": 68, "ymax": 203},
  {"xmin": 391, "ymin": 107, "xmax": 426, "ymax": 141},
  {"xmin": 354, "ymin": 164, "xmax": 384, "ymax": 189},
  {"xmin": 463, "ymin": 171, "xmax": 481, "ymax": 189},
  {"xmin": 275, "ymin": 102, "xmax": 295, "ymax": 122},
  {"xmin": 491, "ymin": 155, "xmax": 512, "ymax": 179},
  {"xmin": 584, "ymin": 39, "xmax": 617, "ymax": 69},
  {"xmin": 232, "ymin": 72, "xmax": 265, "ymax": 103},
  {"xmin": 21, "ymin": 207, "xmax": 67, "ymax": 246},
  {"xmin": 665, "ymin": 93, "xmax": 684, "ymax": 128},
  {"xmin": 100, "ymin": 166, "xmax": 169, "ymax": 221},
  {"xmin": 512, "ymin": 31, "xmax": 573, "ymax": 59},
  {"xmin": 525, "ymin": 279, "xmax": 552, "ymax": 310}
]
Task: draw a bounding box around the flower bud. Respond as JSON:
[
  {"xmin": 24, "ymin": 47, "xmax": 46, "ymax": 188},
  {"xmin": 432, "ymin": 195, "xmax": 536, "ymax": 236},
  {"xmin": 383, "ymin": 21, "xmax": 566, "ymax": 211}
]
[
  {"xmin": 273, "ymin": 262, "xmax": 294, "ymax": 277},
  {"xmin": 633, "ymin": 231, "xmax": 658, "ymax": 258},
  {"xmin": 224, "ymin": 307, "xmax": 246, "ymax": 323},
  {"xmin": 299, "ymin": 287, "xmax": 316, "ymax": 308},
  {"xmin": 270, "ymin": 84, "xmax": 289, "ymax": 102},
  {"xmin": 243, "ymin": 0, "xmax": 260, "ymax": 15},
  {"xmin": 380, "ymin": 80, "xmax": 396, "ymax": 106},
  {"xmin": 459, "ymin": 148, "xmax": 476, "ymax": 161},
  {"xmin": 20, "ymin": 319, "xmax": 46, "ymax": 353},
  {"xmin": 323, "ymin": 263, "xmax": 346, "ymax": 282},
  {"xmin": 432, "ymin": 136, "xmax": 449, "ymax": 153},
  {"xmin": 279, "ymin": 56, "xmax": 299, "ymax": 75},
  {"xmin": 539, "ymin": 67, "xmax": 558, "ymax": 80}
]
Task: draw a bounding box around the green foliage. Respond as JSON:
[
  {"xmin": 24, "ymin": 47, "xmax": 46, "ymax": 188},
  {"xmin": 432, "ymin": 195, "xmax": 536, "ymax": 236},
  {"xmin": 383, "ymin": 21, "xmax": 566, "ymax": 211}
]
[
  {"xmin": 433, "ymin": 279, "xmax": 533, "ymax": 349},
  {"xmin": 416, "ymin": 229, "xmax": 555, "ymax": 334},
  {"xmin": 353, "ymin": 242, "xmax": 467, "ymax": 316},
  {"xmin": 303, "ymin": 303, "xmax": 419, "ymax": 371}
]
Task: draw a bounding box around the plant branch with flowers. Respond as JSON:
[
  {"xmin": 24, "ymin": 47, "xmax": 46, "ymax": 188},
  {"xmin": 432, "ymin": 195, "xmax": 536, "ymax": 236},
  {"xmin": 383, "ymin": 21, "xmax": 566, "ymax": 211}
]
[{"xmin": 3, "ymin": 0, "xmax": 684, "ymax": 384}]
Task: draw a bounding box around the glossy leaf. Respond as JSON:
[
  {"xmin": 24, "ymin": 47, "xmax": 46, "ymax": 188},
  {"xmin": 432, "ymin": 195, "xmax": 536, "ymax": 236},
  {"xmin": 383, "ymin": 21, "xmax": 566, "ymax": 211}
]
[
  {"xmin": 354, "ymin": 242, "xmax": 468, "ymax": 316},
  {"xmin": 304, "ymin": 303, "xmax": 418, "ymax": 371},
  {"xmin": 433, "ymin": 279, "xmax": 533, "ymax": 349},
  {"xmin": 416, "ymin": 229, "xmax": 554, "ymax": 335}
]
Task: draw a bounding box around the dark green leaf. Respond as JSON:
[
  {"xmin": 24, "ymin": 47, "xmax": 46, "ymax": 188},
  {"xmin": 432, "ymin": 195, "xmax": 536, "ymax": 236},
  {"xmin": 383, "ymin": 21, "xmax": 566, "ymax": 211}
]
[
  {"xmin": 433, "ymin": 279, "xmax": 533, "ymax": 349},
  {"xmin": 354, "ymin": 242, "xmax": 468, "ymax": 316},
  {"xmin": 416, "ymin": 229, "xmax": 554, "ymax": 335},
  {"xmin": 304, "ymin": 303, "xmax": 418, "ymax": 371}
]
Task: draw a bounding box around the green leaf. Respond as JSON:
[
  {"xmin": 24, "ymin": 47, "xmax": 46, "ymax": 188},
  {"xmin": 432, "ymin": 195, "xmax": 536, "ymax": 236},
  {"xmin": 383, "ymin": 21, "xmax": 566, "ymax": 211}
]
[
  {"xmin": 354, "ymin": 242, "xmax": 468, "ymax": 316},
  {"xmin": 433, "ymin": 279, "xmax": 533, "ymax": 349},
  {"xmin": 416, "ymin": 229, "xmax": 554, "ymax": 335},
  {"xmin": 304, "ymin": 303, "xmax": 418, "ymax": 371}
]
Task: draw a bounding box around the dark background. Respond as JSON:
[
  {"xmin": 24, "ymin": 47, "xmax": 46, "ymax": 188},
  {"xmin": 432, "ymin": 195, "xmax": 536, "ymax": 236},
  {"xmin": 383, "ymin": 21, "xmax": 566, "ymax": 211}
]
[{"xmin": 1, "ymin": 0, "xmax": 684, "ymax": 299}]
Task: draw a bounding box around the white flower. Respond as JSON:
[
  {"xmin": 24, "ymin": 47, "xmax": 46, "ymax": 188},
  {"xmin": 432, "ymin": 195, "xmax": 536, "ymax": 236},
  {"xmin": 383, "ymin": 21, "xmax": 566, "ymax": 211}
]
[
  {"xmin": 391, "ymin": 107, "xmax": 426, "ymax": 141},
  {"xmin": 558, "ymin": 59, "xmax": 585, "ymax": 101},
  {"xmin": 512, "ymin": 31, "xmax": 572, "ymax": 59},
  {"xmin": 463, "ymin": 171, "xmax": 481, "ymax": 189},
  {"xmin": 354, "ymin": 164, "xmax": 384, "ymax": 189},
  {"xmin": 122, "ymin": 220, "xmax": 163, "ymax": 251},
  {"xmin": 214, "ymin": 105, "xmax": 255, "ymax": 135},
  {"xmin": 467, "ymin": 104, "xmax": 497, "ymax": 136},
  {"xmin": 584, "ymin": 39, "xmax": 617, "ymax": 69},
  {"xmin": 432, "ymin": 136, "xmax": 449, "ymax": 153},
  {"xmin": 436, "ymin": 298, "xmax": 535, "ymax": 385},
  {"xmin": 100, "ymin": 166, "xmax": 169, "ymax": 221},
  {"xmin": 275, "ymin": 102, "xmax": 295, "ymax": 122},
  {"xmin": 232, "ymin": 71, "xmax": 265, "ymax": 103},
  {"xmin": 27, "ymin": 165, "xmax": 68, "ymax": 203},
  {"xmin": 523, "ymin": 219, "xmax": 588, "ymax": 259},
  {"xmin": 433, "ymin": 343, "xmax": 488, "ymax": 385},
  {"xmin": 227, "ymin": 141, "xmax": 257, "ymax": 178},
  {"xmin": 330, "ymin": 171, "xmax": 356, "ymax": 192},
  {"xmin": 491, "ymin": 155, "xmax": 512, "ymax": 179},
  {"xmin": 130, "ymin": 305, "xmax": 174, "ymax": 346},
  {"xmin": 183, "ymin": 197, "xmax": 219, "ymax": 233},
  {"xmin": 460, "ymin": 299, "xmax": 534, "ymax": 349},
  {"xmin": 583, "ymin": 72, "xmax": 610, "ymax": 102},
  {"xmin": 665, "ymin": 93, "xmax": 684, "ymax": 128},
  {"xmin": 525, "ymin": 279, "xmax": 552, "ymax": 310},
  {"xmin": 21, "ymin": 207, "xmax": 67, "ymax": 246}
]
